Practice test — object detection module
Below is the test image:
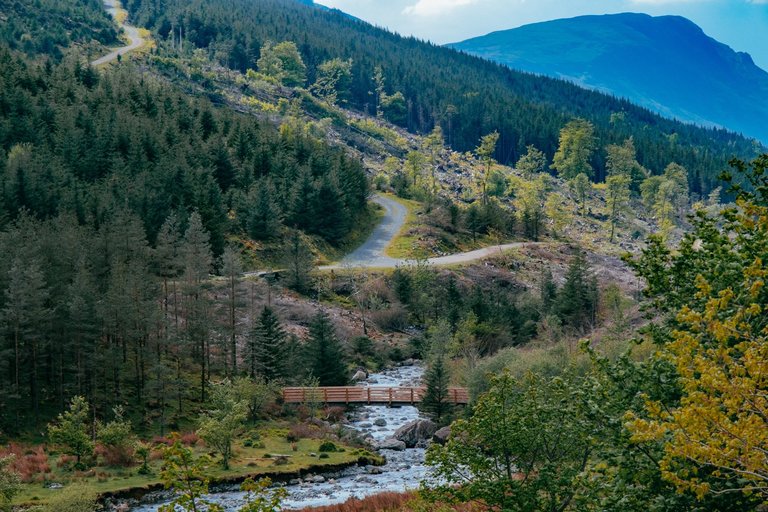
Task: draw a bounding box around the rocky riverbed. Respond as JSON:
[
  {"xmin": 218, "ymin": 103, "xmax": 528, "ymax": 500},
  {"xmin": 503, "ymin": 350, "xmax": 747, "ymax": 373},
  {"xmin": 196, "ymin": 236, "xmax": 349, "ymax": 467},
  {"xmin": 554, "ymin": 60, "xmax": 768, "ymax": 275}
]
[{"xmin": 131, "ymin": 364, "xmax": 435, "ymax": 511}]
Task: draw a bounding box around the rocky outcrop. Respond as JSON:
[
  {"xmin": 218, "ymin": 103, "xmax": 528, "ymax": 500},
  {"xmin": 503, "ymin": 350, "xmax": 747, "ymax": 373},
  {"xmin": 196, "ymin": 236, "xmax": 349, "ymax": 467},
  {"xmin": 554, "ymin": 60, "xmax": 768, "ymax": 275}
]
[{"xmin": 394, "ymin": 419, "xmax": 438, "ymax": 448}]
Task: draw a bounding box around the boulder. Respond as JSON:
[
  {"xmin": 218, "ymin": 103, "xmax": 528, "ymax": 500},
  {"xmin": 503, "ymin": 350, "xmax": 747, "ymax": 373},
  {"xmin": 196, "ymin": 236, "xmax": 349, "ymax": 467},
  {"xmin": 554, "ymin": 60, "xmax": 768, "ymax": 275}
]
[
  {"xmin": 377, "ymin": 438, "xmax": 406, "ymax": 451},
  {"xmin": 433, "ymin": 426, "xmax": 451, "ymax": 445},
  {"xmin": 373, "ymin": 418, "xmax": 387, "ymax": 427},
  {"xmin": 394, "ymin": 419, "xmax": 438, "ymax": 448},
  {"xmin": 352, "ymin": 370, "xmax": 368, "ymax": 381}
]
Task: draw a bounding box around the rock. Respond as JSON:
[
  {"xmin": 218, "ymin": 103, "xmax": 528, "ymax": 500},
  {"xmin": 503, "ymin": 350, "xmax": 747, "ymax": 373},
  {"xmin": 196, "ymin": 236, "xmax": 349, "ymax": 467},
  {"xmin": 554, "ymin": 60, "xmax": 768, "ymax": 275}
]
[
  {"xmin": 44, "ymin": 482, "xmax": 64, "ymax": 489},
  {"xmin": 289, "ymin": 479, "xmax": 302, "ymax": 485},
  {"xmin": 433, "ymin": 426, "xmax": 451, "ymax": 445},
  {"xmin": 352, "ymin": 370, "xmax": 368, "ymax": 381},
  {"xmin": 311, "ymin": 475, "xmax": 326, "ymax": 483},
  {"xmin": 373, "ymin": 418, "xmax": 387, "ymax": 427},
  {"xmin": 359, "ymin": 422, "xmax": 373, "ymax": 428},
  {"xmin": 394, "ymin": 419, "xmax": 438, "ymax": 448},
  {"xmin": 377, "ymin": 438, "xmax": 406, "ymax": 451},
  {"xmin": 366, "ymin": 466, "xmax": 384, "ymax": 474}
]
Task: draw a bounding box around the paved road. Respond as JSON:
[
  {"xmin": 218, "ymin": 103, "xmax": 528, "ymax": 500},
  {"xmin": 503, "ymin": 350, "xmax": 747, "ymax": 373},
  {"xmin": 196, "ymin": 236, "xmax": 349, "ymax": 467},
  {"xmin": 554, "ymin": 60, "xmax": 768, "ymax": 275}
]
[
  {"xmin": 90, "ymin": 0, "xmax": 145, "ymax": 66},
  {"xmin": 321, "ymin": 194, "xmax": 533, "ymax": 270}
]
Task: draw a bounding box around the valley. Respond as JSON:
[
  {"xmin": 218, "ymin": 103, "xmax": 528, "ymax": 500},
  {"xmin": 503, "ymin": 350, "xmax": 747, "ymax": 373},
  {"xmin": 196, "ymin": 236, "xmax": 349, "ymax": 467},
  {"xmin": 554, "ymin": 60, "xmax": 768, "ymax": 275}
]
[{"xmin": 0, "ymin": 0, "xmax": 766, "ymax": 511}]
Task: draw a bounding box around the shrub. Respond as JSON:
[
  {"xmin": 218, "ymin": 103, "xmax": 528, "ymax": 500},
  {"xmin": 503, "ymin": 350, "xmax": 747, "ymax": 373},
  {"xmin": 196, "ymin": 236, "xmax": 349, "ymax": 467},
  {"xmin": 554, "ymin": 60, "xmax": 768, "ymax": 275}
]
[
  {"xmin": 318, "ymin": 453, "xmax": 329, "ymax": 459},
  {"xmin": 0, "ymin": 444, "xmax": 50, "ymax": 483},
  {"xmin": 318, "ymin": 441, "xmax": 338, "ymax": 453},
  {"xmin": 287, "ymin": 423, "xmax": 322, "ymax": 442},
  {"xmin": 323, "ymin": 407, "xmax": 346, "ymax": 423}
]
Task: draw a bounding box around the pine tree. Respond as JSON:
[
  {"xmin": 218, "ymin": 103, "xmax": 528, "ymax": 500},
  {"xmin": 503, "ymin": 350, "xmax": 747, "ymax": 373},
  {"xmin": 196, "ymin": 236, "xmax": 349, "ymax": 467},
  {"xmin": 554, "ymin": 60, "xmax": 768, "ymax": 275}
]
[
  {"xmin": 182, "ymin": 211, "xmax": 213, "ymax": 401},
  {"xmin": 306, "ymin": 311, "xmax": 347, "ymax": 387},
  {"xmin": 553, "ymin": 251, "xmax": 598, "ymax": 332},
  {"xmin": 421, "ymin": 357, "xmax": 452, "ymax": 424},
  {"xmin": 247, "ymin": 306, "xmax": 286, "ymax": 381},
  {"xmin": 221, "ymin": 246, "xmax": 242, "ymax": 375}
]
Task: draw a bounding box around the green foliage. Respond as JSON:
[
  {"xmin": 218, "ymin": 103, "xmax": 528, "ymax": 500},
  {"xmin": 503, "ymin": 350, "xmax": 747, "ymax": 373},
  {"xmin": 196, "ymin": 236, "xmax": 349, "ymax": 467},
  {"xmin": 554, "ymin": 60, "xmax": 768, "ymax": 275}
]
[
  {"xmin": 257, "ymin": 40, "xmax": 307, "ymax": 87},
  {"xmin": 247, "ymin": 306, "xmax": 288, "ymax": 381},
  {"xmin": 0, "ymin": 455, "xmax": 20, "ymax": 511},
  {"xmin": 552, "ymin": 118, "xmax": 596, "ymax": 180},
  {"xmin": 282, "ymin": 231, "xmax": 314, "ymax": 294},
  {"xmin": 197, "ymin": 381, "xmax": 249, "ymax": 469},
  {"xmin": 96, "ymin": 405, "xmax": 136, "ymax": 466},
  {"xmin": 605, "ymin": 173, "xmax": 632, "ymax": 242},
  {"xmin": 420, "ymin": 357, "xmax": 452, "ymax": 424},
  {"xmin": 318, "ymin": 441, "xmax": 338, "ymax": 452},
  {"xmin": 553, "ymin": 252, "xmax": 598, "ymax": 332},
  {"xmin": 238, "ymin": 477, "xmax": 287, "ymax": 512},
  {"xmin": 47, "ymin": 396, "xmax": 93, "ymax": 469},
  {"xmin": 158, "ymin": 439, "xmax": 222, "ymax": 512},
  {"xmin": 476, "ymin": 132, "xmax": 500, "ymax": 204},
  {"xmin": 311, "ymin": 58, "xmax": 353, "ymax": 105},
  {"xmin": 515, "ymin": 145, "xmax": 548, "ymax": 178},
  {"xmin": 425, "ymin": 371, "xmax": 599, "ymax": 511},
  {"xmin": 231, "ymin": 376, "xmax": 280, "ymax": 422},
  {"xmin": 306, "ymin": 310, "xmax": 348, "ymax": 387},
  {"xmin": 568, "ymin": 173, "xmax": 591, "ymax": 215},
  {"xmin": 605, "ymin": 137, "xmax": 648, "ymax": 189},
  {"xmin": 0, "ymin": 0, "xmax": 117, "ymax": 58}
]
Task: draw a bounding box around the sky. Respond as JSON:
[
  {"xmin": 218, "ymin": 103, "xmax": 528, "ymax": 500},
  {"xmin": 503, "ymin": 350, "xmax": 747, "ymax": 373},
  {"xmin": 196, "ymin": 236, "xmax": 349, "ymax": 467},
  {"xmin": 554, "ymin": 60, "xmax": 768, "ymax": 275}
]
[{"xmin": 314, "ymin": 0, "xmax": 768, "ymax": 70}]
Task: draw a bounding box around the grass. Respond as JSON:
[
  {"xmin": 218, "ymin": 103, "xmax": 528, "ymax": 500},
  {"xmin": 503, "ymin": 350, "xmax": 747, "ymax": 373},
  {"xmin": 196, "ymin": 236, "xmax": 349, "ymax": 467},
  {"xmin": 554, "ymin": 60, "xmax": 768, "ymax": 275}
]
[
  {"xmin": 12, "ymin": 431, "xmax": 376, "ymax": 507},
  {"xmin": 381, "ymin": 194, "xmax": 422, "ymax": 259}
]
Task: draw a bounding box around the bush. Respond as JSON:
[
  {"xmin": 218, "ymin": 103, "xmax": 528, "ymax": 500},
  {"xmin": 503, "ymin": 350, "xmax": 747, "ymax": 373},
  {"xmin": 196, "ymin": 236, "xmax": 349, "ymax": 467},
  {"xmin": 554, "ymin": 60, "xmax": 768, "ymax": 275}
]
[
  {"xmin": 318, "ymin": 441, "xmax": 338, "ymax": 453},
  {"xmin": 318, "ymin": 453, "xmax": 329, "ymax": 459},
  {"xmin": 0, "ymin": 444, "xmax": 50, "ymax": 483}
]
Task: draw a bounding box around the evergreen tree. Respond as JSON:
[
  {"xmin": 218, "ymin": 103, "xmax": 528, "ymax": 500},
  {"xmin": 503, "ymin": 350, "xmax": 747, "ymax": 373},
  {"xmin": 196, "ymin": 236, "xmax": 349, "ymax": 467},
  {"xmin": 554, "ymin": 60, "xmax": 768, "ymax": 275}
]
[
  {"xmin": 48, "ymin": 396, "xmax": 93, "ymax": 469},
  {"xmin": 221, "ymin": 246, "xmax": 242, "ymax": 375},
  {"xmin": 554, "ymin": 251, "xmax": 598, "ymax": 332},
  {"xmin": 246, "ymin": 181, "xmax": 281, "ymax": 241},
  {"xmin": 306, "ymin": 311, "xmax": 347, "ymax": 387},
  {"xmin": 421, "ymin": 357, "xmax": 452, "ymax": 424},
  {"xmin": 282, "ymin": 231, "xmax": 314, "ymax": 294},
  {"xmin": 247, "ymin": 306, "xmax": 287, "ymax": 381}
]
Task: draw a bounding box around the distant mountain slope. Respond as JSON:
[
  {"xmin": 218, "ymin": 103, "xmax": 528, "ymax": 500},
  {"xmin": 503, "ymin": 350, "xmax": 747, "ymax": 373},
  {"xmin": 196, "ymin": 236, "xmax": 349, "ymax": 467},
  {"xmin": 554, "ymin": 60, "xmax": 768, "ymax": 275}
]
[{"xmin": 449, "ymin": 13, "xmax": 768, "ymax": 143}]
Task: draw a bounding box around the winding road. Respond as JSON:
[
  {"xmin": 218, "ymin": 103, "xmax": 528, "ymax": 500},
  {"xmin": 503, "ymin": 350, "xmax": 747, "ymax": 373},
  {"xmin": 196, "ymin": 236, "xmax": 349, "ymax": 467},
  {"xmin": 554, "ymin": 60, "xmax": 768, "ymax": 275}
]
[
  {"xmin": 322, "ymin": 195, "xmax": 531, "ymax": 270},
  {"xmin": 90, "ymin": 0, "xmax": 145, "ymax": 66}
]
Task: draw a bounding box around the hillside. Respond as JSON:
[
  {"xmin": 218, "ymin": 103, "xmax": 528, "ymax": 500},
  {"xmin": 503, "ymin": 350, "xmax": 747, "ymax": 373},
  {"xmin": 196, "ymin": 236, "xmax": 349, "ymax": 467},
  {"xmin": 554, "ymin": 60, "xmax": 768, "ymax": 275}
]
[
  {"xmin": 449, "ymin": 13, "xmax": 768, "ymax": 144},
  {"xmin": 121, "ymin": 0, "xmax": 763, "ymax": 195}
]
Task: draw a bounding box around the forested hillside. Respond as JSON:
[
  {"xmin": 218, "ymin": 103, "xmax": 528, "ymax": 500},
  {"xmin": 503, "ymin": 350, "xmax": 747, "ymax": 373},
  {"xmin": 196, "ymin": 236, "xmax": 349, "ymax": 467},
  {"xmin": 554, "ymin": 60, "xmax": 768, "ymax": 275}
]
[
  {"xmin": 0, "ymin": 50, "xmax": 368, "ymax": 253},
  {"xmin": 124, "ymin": 0, "xmax": 762, "ymax": 194},
  {"xmin": 0, "ymin": 0, "xmax": 118, "ymax": 59}
]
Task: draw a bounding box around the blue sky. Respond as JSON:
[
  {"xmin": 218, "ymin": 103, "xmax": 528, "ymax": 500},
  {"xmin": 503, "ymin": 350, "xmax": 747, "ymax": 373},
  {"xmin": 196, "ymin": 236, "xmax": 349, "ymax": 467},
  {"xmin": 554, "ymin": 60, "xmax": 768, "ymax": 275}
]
[{"xmin": 315, "ymin": 0, "xmax": 768, "ymax": 70}]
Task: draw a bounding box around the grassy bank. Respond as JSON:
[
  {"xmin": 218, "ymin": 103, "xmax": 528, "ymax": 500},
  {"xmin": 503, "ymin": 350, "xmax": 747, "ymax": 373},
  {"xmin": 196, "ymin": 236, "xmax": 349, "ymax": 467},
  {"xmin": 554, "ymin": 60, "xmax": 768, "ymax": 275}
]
[{"xmin": 12, "ymin": 431, "xmax": 382, "ymax": 507}]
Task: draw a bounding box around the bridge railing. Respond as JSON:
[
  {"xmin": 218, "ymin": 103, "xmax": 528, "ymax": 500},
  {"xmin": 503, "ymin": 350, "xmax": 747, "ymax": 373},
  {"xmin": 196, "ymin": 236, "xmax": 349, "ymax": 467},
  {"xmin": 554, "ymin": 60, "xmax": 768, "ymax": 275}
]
[{"xmin": 282, "ymin": 386, "xmax": 469, "ymax": 405}]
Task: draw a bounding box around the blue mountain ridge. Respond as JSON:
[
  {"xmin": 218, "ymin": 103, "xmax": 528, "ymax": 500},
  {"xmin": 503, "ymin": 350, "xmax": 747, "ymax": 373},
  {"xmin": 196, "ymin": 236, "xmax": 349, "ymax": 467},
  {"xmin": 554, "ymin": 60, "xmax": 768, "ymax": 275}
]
[{"xmin": 448, "ymin": 13, "xmax": 768, "ymax": 144}]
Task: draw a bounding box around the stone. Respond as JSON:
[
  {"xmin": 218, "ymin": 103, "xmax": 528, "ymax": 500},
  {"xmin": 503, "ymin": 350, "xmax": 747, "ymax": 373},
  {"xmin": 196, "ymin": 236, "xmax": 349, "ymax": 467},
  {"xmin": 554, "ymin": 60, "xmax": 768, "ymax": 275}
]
[
  {"xmin": 359, "ymin": 422, "xmax": 373, "ymax": 428},
  {"xmin": 373, "ymin": 418, "xmax": 387, "ymax": 427},
  {"xmin": 366, "ymin": 466, "xmax": 383, "ymax": 475},
  {"xmin": 433, "ymin": 426, "xmax": 451, "ymax": 445},
  {"xmin": 311, "ymin": 475, "xmax": 326, "ymax": 483},
  {"xmin": 377, "ymin": 438, "xmax": 406, "ymax": 451},
  {"xmin": 352, "ymin": 370, "xmax": 368, "ymax": 381},
  {"xmin": 394, "ymin": 419, "xmax": 438, "ymax": 448}
]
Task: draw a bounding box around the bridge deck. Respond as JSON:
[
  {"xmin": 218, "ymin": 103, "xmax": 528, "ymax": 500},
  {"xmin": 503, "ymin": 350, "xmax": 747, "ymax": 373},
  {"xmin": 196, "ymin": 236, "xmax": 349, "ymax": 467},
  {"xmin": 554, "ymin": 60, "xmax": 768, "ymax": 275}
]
[{"xmin": 282, "ymin": 386, "xmax": 469, "ymax": 405}]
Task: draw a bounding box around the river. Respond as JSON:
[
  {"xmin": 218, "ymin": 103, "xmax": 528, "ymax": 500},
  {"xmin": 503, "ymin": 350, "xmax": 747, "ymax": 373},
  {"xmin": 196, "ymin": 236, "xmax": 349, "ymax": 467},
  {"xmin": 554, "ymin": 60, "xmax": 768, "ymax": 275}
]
[{"xmin": 132, "ymin": 365, "xmax": 431, "ymax": 511}]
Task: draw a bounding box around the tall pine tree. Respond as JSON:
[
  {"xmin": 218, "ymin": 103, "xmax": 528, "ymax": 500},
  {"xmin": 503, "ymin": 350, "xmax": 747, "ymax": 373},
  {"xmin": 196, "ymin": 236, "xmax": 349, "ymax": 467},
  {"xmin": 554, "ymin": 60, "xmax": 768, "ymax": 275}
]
[{"xmin": 306, "ymin": 311, "xmax": 347, "ymax": 386}]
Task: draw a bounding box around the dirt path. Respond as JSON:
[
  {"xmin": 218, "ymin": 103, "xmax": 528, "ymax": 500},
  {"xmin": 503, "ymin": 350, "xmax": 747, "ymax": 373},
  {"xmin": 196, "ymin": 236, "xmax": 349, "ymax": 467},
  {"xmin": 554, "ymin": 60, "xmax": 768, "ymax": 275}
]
[
  {"xmin": 321, "ymin": 195, "xmax": 535, "ymax": 270},
  {"xmin": 90, "ymin": 0, "xmax": 145, "ymax": 66}
]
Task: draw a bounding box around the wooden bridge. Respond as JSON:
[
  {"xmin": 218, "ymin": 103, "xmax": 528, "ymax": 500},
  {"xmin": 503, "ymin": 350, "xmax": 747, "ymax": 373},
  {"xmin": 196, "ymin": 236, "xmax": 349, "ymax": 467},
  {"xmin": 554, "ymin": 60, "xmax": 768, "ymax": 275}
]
[{"xmin": 282, "ymin": 386, "xmax": 469, "ymax": 406}]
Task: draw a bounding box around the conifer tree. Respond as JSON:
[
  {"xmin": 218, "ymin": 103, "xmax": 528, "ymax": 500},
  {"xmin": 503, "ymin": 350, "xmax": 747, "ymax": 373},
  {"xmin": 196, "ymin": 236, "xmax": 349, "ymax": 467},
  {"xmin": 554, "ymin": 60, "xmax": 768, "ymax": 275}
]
[
  {"xmin": 306, "ymin": 311, "xmax": 347, "ymax": 386},
  {"xmin": 221, "ymin": 246, "xmax": 242, "ymax": 375},
  {"xmin": 247, "ymin": 306, "xmax": 286, "ymax": 382},
  {"xmin": 421, "ymin": 357, "xmax": 452, "ymax": 424}
]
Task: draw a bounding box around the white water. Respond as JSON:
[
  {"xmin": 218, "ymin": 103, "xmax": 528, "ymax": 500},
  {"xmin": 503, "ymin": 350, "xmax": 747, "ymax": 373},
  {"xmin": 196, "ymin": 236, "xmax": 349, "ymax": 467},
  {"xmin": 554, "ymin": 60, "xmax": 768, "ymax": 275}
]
[{"xmin": 131, "ymin": 365, "xmax": 431, "ymax": 511}]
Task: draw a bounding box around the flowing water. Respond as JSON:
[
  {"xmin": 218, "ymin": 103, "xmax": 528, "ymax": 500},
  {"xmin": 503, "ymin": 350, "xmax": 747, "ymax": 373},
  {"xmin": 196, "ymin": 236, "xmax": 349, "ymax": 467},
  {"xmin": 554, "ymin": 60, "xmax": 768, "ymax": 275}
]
[{"xmin": 132, "ymin": 365, "xmax": 431, "ymax": 511}]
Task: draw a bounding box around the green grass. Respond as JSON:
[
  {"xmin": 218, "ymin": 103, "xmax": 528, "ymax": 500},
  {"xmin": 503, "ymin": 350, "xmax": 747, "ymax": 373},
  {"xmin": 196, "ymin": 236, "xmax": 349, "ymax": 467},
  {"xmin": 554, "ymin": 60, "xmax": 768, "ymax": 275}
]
[
  {"xmin": 13, "ymin": 432, "xmax": 378, "ymax": 507},
  {"xmin": 381, "ymin": 194, "xmax": 422, "ymax": 259}
]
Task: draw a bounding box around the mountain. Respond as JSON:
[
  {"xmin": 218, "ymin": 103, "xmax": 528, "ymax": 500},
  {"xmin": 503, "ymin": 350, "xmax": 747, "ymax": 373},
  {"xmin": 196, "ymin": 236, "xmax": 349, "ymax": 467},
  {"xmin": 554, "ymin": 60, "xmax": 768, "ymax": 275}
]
[{"xmin": 449, "ymin": 13, "xmax": 768, "ymax": 144}]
